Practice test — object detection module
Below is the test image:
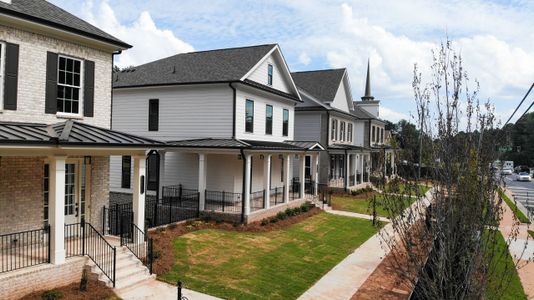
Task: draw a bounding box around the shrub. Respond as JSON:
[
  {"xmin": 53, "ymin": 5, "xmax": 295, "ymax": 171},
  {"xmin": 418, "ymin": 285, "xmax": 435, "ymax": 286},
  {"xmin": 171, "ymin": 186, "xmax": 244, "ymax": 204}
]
[
  {"xmin": 300, "ymin": 203, "xmax": 311, "ymax": 212},
  {"xmin": 269, "ymin": 217, "xmax": 278, "ymax": 224},
  {"xmin": 260, "ymin": 219, "xmax": 269, "ymax": 226},
  {"xmin": 42, "ymin": 290, "xmax": 63, "ymax": 300}
]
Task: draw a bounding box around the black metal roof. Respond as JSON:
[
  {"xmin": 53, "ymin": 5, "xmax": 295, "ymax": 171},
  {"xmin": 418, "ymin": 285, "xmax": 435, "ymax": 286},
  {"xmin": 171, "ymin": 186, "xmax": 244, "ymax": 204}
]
[
  {"xmin": 0, "ymin": 0, "xmax": 131, "ymax": 49},
  {"xmin": 167, "ymin": 138, "xmax": 323, "ymax": 151},
  {"xmin": 0, "ymin": 120, "xmax": 162, "ymax": 147},
  {"xmin": 291, "ymin": 69, "xmax": 346, "ymax": 103},
  {"xmin": 242, "ymin": 79, "xmax": 300, "ymax": 101},
  {"xmin": 328, "ymin": 144, "xmax": 370, "ymax": 151},
  {"xmin": 113, "ymin": 44, "xmax": 277, "ymax": 88}
]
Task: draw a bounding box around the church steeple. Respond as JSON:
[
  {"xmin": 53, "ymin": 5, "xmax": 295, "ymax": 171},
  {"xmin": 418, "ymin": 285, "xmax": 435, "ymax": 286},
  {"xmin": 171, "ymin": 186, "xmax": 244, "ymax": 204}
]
[{"xmin": 361, "ymin": 59, "xmax": 374, "ymax": 101}]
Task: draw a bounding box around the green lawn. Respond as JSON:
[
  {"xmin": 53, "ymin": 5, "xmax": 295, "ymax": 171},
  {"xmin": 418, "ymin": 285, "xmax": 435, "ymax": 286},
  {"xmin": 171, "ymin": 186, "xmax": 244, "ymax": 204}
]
[
  {"xmin": 498, "ymin": 188, "xmax": 531, "ymax": 224},
  {"xmin": 487, "ymin": 232, "xmax": 527, "ymax": 300},
  {"xmin": 158, "ymin": 212, "xmax": 380, "ymax": 300},
  {"xmin": 384, "ymin": 183, "xmax": 430, "ymax": 195},
  {"xmin": 331, "ymin": 194, "xmax": 415, "ymax": 218}
]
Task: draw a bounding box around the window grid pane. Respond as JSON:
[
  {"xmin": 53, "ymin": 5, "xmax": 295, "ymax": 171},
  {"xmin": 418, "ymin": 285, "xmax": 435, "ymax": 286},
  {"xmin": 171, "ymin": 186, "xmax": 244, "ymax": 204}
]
[
  {"xmin": 57, "ymin": 56, "xmax": 81, "ymax": 114},
  {"xmin": 246, "ymin": 100, "xmax": 254, "ymax": 133},
  {"xmin": 266, "ymin": 105, "xmax": 273, "ymax": 135},
  {"xmin": 64, "ymin": 164, "xmax": 76, "ymax": 216},
  {"xmin": 282, "ymin": 109, "xmax": 289, "ymax": 136}
]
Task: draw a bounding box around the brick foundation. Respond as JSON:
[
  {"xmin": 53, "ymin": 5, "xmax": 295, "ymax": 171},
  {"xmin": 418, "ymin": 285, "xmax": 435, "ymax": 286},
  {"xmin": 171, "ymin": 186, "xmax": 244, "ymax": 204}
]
[
  {"xmin": 245, "ymin": 199, "xmax": 309, "ymax": 223},
  {"xmin": 0, "ymin": 257, "xmax": 88, "ymax": 300}
]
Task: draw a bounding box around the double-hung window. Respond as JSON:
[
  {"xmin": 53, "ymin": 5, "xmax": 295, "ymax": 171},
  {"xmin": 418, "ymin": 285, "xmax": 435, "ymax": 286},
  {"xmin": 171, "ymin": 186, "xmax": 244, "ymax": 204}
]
[
  {"xmin": 267, "ymin": 64, "xmax": 273, "ymax": 86},
  {"xmin": 265, "ymin": 105, "xmax": 273, "ymax": 135},
  {"xmin": 282, "ymin": 109, "xmax": 289, "ymax": 136},
  {"xmin": 57, "ymin": 55, "xmax": 82, "ymax": 114},
  {"xmin": 340, "ymin": 121, "xmax": 346, "ymax": 141},
  {"xmin": 332, "ymin": 119, "xmax": 338, "ymax": 141},
  {"xmin": 380, "ymin": 128, "xmax": 384, "ymax": 143},
  {"xmin": 148, "ymin": 99, "xmax": 159, "ymax": 131},
  {"xmin": 348, "ymin": 123, "xmax": 353, "ymax": 143},
  {"xmin": 371, "ymin": 126, "xmax": 376, "ymax": 143},
  {"xmin": 245, "ymin": 99, "xmax": 254, "ymax": 133}
]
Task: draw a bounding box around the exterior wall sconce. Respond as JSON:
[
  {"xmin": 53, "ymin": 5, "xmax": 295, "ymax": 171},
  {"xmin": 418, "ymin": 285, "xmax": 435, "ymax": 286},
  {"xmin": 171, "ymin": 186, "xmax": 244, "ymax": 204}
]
[
  {"xmin": 278, "ymin": 154, "xmax": 283, "ymax": 160},
  {"xmin": 238, "ymin": 154, "xmax": 242, "ymax": 160},
  {"xmin": 259, "ymin": 154, "xmax": 264, "ymax": 160}
]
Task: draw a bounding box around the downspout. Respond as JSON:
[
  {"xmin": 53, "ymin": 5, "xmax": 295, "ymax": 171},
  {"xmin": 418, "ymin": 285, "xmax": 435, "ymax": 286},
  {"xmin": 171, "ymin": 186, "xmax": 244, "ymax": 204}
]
[
  {"xmin": 110, "ymin": 50, "xmax": 122, "ymax": 129},
  {"xmin": 230, "ymin": 83, "xmax": 237, "ymax": 139},
  {"xmin": 240, "ymin": 148, "xmax": 246, "ymax": 224}
]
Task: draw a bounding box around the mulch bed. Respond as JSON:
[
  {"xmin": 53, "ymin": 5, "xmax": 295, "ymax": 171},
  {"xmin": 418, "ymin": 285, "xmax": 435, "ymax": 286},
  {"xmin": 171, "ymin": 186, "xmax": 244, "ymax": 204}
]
[
  {"xmin": 20, "ymin": 277, "xmax": 118, "ymax": 300},
  {"xmin": 150, "ymin": 207, "xmax": 321, "ymax": 275}
]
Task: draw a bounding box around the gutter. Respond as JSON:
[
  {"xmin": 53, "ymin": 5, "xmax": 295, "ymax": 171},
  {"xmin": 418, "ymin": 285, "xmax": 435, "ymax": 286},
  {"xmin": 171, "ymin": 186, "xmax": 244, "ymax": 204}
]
[
  {"xmin": 240, "ymin": 148, "xmax": 247, "ymax": 224},
  {"xmin": 230, "ymin": 83, "xmax": 237, "ymax": 139},
  {"xmin": 110, "ymin": 50, "xmax": 122, "ymax": 129}
]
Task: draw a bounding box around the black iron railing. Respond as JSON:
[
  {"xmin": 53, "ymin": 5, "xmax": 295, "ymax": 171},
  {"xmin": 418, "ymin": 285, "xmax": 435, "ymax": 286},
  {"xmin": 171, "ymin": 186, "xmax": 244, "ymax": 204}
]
[
  {"xmin": 270, "ymin": 186, "xmax": 285, "ymax": 206},
  {"xmin": 290, "ymin": 178, "xmax": 301, "ymax": 201},
  {"xmin": 250, "ymin": 190, "xmax": 266, "ymax": 212},
  {"xmin": 305, "ymin": 180, "xmax": 316, "ymax": 197},
  {"xmin": 205, "ymin": 190, "xmax": 242, "ymax": 213},
  {"xmin": 65, "ymin": 221, "xmax": 116, "ymax": 287},
  {"xmin": 349, "ymin": 175, "xmax": 355, "ymax": 186},
  {"xmin": 0, "ymin": 226, "xmax": 50, "ymax": 273},
  {"xmin": 120, "ymin": 223, "xmax": 153, "ymax": 274},
  {"xmin": 162, "ymin": 185, "xmax": 199, "ymax": 207}
]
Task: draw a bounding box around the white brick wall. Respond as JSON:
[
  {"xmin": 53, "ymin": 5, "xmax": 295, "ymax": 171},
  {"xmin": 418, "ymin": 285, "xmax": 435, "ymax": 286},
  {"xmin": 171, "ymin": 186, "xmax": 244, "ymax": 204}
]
[{"xmin": 0, "ymin": 24, "xmax": 113, "ymax": 128}]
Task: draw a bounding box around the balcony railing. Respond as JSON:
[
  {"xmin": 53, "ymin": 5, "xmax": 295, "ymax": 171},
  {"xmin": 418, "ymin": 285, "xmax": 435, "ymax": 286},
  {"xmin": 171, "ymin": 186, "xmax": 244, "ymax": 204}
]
[{"xmin": 0, "ymin": 226, "xmax": 50, "ymax": 273}]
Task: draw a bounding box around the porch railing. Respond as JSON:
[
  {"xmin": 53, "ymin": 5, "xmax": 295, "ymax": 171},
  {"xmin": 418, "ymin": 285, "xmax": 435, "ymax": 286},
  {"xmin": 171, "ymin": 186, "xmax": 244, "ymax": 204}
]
[
  {"xmin": 205, "ymin": 190, "xmax": 242, "ymax": 213},
  {"xmin": 0, "ymin": 226, "xmax": 50, "ymax": 273},
  {"xmin": 65, "ymin": 221, "xmax": 116, "ymax": 287},
  {"xmin": 120, "ymin": 223, "xmax": 153, "ymax": 274},
  {"xmin": 270, "ymin": 186, "xmax": 284, "ymax": 206},
  {"xmin": 290, "ymin": 178, "xmax": 301, "ymax": 201},
  {"xmin": 305, "ymin": 180, "xmax": 316, "ymax": 197},
  {"xmin": 250, "ymin": 190, "xmax": 266, "ymax": 212}
]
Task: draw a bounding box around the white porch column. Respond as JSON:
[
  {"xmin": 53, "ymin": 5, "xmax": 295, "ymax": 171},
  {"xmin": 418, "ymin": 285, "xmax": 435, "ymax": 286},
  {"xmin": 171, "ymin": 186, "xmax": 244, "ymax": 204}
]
[
  {"xmin": 244, "ymin": 154, "xmax": 252, "ymax": 215},
  {"xmin": 359, "ymin": 154, "xmax": 364, "ymax": 184},
  {"xmin": 283, "ymin": 154, "xmax": 290, "ymax": 203},
  {"xmin": 198, "ymin": 153, "xmax": 207, "ymax": 211},
  {"xmin": 49, "ymin": 156, "xmax": 66, "ymax": 265},
  {"xmin": 158, "ymin": 150, "xmax": 166, "ymax": 199},
  {"xmin": 133, "ymin": 155, "xmax": 146, "ymax": 231},
  {"xmin": 345, "ymin": 153, "xmax": 351, "ymax": 189},
  {"xmin": 264, "ymin": 154, "xmax": 271, "ymax": 209},
  {"xmin": 311, "ymin": 153, "xmax": 319, "ymax": 196},
  {"xmin": 299, "ymin": 154, "xmax": 306, "ymax": 198},
  {"xmin": 353, "ymin": 154, "xmax": 358, "ymax": 185}
]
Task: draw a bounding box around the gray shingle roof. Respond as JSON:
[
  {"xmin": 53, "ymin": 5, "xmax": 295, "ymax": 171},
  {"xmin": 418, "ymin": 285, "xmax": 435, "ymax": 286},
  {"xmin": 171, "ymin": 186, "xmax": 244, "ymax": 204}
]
[
  {"xmin": 0, "ymin": 120, "xmax": 162, "ymax": 147},
  {"xmin": 291, "ymin": 69, "xmax": 346, "ymax": 103},
  {"xmin": 0, "ymin": 0, "xmax": 131, "ymax": 49},
  {"xmin": 113, "ymin": 44, "xmax": 277, "ymax": 88}
]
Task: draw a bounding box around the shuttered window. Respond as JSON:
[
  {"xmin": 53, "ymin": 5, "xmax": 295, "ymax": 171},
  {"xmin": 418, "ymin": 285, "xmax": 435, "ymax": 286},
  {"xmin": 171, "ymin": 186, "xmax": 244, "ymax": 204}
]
[
  {"xmin": 265, "ymin": 104, "xmax": 273, "ymax": 135},
  {"xmin": 282, "ymin": 109, "xmax": 289, "ymax": 137},
  {"xmin": 121, "ymin": 156, "xmax": 131, "ymax": 189},
  {"xmin": 148, "ymin": 99, "xmax": 159, "ymax": 131},
  {"xmin": 245, "ymin": 99, "xmax": 254, "ymax": 133}
]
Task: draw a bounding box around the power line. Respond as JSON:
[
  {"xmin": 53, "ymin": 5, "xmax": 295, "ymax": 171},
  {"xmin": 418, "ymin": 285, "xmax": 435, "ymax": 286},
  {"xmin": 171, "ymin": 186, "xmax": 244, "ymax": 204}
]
[
  {"xmin": 515, "ymin": 100, "xmax": 534, "ymax": 124},
  {"xmin": 504, "ymin": 82, "xmax": 534, "ymax": 126}
]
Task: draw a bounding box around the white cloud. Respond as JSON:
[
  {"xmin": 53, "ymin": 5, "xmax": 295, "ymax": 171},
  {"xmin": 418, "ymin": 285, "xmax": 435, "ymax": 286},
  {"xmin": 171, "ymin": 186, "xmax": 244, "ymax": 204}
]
[
  {"xmin": 380, "ymin": 106, "xmax": 410, "ymax": 123},
  {"xmin": 81, "ymin": 0, "xmax": 194, "ymax": 67},
  {"xmin": 298, "ymin": 52, "xmax": 311, "ymax": 65}
]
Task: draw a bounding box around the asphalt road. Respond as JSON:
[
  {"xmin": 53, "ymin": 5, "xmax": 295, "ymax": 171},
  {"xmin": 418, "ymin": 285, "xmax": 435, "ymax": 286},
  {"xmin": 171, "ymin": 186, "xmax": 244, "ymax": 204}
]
[
  {"xmin": 503, "ymin": 174, "xmax": 534, "ymax": 215},
  {"xmin": 503, "ymin": 174, "xmax": 534, "ymax": 190}
]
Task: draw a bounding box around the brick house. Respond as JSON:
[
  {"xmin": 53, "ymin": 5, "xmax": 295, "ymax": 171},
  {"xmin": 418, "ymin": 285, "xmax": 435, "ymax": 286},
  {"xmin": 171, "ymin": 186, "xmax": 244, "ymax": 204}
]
[{"xmin": 0, "ymin": 0, "xmax": 159, "ymax": 297}]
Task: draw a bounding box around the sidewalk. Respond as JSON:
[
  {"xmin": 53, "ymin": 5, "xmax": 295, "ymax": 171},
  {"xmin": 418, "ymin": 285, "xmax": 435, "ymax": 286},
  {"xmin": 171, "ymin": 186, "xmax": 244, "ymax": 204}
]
[
  {"xmin": 116, "ymin": 278, "xmax": 222, "ymax": 300},
  {"xmin": 499, "ymin": 189, "xmax": 534, "ymax": 298}
]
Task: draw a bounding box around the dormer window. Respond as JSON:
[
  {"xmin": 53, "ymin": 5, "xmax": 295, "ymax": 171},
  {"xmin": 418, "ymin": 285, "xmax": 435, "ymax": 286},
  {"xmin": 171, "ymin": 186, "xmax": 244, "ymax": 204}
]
[
  {"xmin": 57, "ymin": 55, "xmax": 82, "ymax": 114},
  {"xmin": 267, "ymin": 64, "xmax": 273, "ymax": 86}
]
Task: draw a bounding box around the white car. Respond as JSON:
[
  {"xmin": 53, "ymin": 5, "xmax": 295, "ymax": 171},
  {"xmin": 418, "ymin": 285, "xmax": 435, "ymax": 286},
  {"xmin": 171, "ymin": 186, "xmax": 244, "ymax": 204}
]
[
  {"xmin": 501, "ymin": 168, "xmax": 513, "ymax": 175},
  {"xmin": 516, "ymin": 172, "xmax": 531, "ymax": 182}
]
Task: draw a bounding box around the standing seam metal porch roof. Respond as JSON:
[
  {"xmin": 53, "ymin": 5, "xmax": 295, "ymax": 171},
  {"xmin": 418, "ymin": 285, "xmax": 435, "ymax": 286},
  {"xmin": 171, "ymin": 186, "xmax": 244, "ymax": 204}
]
[
  {"xmin": 0, "ymin": 120, "xmax": 163, "ymax": 147},
  {"xmin": 167, "ymin": 138, "xmax": 324, "ymax": 151}
]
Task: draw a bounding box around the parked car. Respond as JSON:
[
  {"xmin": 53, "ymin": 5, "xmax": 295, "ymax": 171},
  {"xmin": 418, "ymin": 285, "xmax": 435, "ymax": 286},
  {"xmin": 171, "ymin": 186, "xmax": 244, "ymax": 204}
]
[
  {"xmin": 516, "ymin": 172, "xmax": 532, "ymax": 182},
  {"xmin": 501, "ymin": 168, "xmax": 513, "ymax": 175}
]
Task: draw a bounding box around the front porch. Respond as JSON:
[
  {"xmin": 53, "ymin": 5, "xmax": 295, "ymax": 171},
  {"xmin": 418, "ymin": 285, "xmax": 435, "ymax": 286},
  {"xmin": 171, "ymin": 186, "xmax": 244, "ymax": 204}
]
[
  {"xmin": 158, "ymin": 139, "xmax": 323, "ymax": 223},
  {"xmin": 328, "ymin": 147, "xmax": 372, "ymax": 190}
]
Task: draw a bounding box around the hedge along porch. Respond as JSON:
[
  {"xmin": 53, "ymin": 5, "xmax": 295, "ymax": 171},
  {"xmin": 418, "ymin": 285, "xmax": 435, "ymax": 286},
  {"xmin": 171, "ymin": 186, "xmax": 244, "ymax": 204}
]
[
  {"xmin": 158, "ymin": 139, "xmax": 324, "ymax": 223},
  {"xmin": 0, "ymin": 120, "xmax": 161, "ymax": 277}
]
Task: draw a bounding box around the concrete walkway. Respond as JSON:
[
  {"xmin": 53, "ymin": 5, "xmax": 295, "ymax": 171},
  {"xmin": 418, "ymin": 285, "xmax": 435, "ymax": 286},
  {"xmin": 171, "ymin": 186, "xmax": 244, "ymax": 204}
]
[
  {"xmin": 116, "ymin": 278, "xmax": 222, "ymax": 300},
  {"xmin": 327, "ymin": 209, "xmax": 391, "ymax": 223},
  {"xmin": 499, "ymin": 188, "xmax": 534, "ymax": 298},
  {"xmin": 298, "ymin": 221, "xmax": 394, "ymax": 300}
]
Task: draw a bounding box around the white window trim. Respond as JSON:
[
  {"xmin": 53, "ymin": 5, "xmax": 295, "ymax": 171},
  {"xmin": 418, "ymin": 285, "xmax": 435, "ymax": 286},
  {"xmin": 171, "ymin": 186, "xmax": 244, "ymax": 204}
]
[
  {"xmin": 56, "ymin": 54, "xmax": 84, "ymax": 118},
  {"xmin": 0, "ymin": 41, "xmax": 5, "ymax": 113}
]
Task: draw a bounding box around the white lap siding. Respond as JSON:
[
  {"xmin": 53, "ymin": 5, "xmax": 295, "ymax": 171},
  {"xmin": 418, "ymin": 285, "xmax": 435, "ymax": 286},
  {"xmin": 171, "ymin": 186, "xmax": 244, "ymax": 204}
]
[{"xmin": 111, "ymin": 84, "xmax": 233, "ymax": 141}]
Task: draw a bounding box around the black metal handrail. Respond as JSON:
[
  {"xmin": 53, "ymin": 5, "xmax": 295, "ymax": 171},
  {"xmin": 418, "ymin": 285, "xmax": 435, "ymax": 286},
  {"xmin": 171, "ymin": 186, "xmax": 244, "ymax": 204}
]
[
  {"xmin": 120, "ymin": 223, "xmax": 153, "ymax": 274},
  {"xmin": 270, "ymin": 186, "xmax": 285, "ymax": 206},
  {"xmin": 0, "ymin": 226, "xmax": 50, "ymax": 273},
  {"xmin": 290, "ymin": 178, "xmax": 301, "ymax": 201},
  {"xmin": 205, "ymin": 190, "xmax": 242, "ymax": 213},
  {"xmin": 250, "ymin": 190, "xmax": 265, "ymax": 212},
  {"xmin": 65, "ymin": 221, "xmax": 116, "ymax": 287},
  {"xmin": 305, "ymin": 180, "xmax": 316, "ymax": 196}
]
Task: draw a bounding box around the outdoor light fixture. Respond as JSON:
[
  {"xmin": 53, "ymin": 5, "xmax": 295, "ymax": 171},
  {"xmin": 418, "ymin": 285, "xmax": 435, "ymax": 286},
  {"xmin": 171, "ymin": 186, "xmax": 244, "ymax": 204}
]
[
  {"xmin": 238, "ymin": 154, "xmax": 242, "ymax": 160},
  {"xmin": 278, "ymin": 154, "xmax": 283, "ymax": 159},
  {"xmin": 260, "ymin": 154, "xmax": 264, "ymax": 159}
]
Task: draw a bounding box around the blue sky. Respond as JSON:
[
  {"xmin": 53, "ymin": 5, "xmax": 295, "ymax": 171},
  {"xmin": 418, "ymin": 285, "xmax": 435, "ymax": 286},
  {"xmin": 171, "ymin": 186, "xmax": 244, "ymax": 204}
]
[{"xmin": 51, "ymin": 0, "xmax": 534, "ymax": 125}]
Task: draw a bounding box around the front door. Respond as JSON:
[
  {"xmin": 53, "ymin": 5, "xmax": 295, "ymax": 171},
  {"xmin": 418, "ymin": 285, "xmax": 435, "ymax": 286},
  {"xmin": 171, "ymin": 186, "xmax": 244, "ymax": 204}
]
[{"xmin": 64, "ymin": 163, "xmax": 78, "ymax": 225}]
